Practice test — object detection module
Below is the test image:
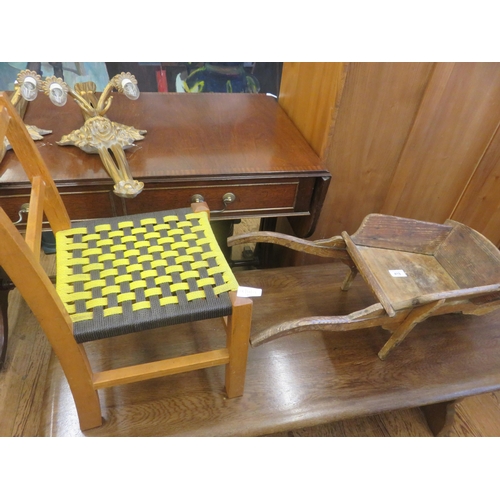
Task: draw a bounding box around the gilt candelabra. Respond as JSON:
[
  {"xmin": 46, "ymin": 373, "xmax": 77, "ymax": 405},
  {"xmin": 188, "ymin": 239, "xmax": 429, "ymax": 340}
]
[
  {"xmin": 2, "ymin": 71, "xmax": 146, "ymax": 198},
  {"xmin": 50, "ymin": 72, "xmax": 147, "ymax": 198},
  {"xmin": 0, "ymin": 70, "xmax": 52, "ymax": 163}
]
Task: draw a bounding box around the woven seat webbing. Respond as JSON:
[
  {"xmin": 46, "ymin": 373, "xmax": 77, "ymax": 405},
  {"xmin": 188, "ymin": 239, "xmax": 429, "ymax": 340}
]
[{"xmin": 56, "ymin": 208, "xmax": 238, "ymax": 343}]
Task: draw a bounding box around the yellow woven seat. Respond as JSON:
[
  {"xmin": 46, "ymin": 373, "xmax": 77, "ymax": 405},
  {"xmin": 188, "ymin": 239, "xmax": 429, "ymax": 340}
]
[
  {"xmin": 0, "ymin": 92, "xmax": 252, "ymax": 431},
  {"xmin": 56, "ymin": 208, "xmax": 238, "ymax": 343}
]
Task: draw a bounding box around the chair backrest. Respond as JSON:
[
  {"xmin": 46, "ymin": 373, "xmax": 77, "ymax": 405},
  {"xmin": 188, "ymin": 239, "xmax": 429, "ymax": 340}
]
[
  {"xmin": 0, "ymin": 92, "xmax": 74, "ymax": 341},
  {"xmin": 0, "ymin": 92, "xmax": 71, "ymax": 240}
]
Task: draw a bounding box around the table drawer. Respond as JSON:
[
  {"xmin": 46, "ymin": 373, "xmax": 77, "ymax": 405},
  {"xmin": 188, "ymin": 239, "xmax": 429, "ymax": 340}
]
[
  {"xmin": 0, "ymin": 190, "xmax": 117, "ymax": 227},
  {"xmin": 123, "ymin": 180, "xmax": 311, "ymax": 218},
  {"xmin": 0, "ymin": 177, "xmax": 319, "ymax": 226}
]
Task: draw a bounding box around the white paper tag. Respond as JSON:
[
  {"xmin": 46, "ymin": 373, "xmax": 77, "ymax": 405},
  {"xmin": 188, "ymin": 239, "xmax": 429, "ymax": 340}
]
[
  {"xmin": 237, "ymin": 286, "xmax": 262, "ymax": 298},
  {"xmin": 389, "ymin": 269, "xmax": 407, "ymax": 277}
]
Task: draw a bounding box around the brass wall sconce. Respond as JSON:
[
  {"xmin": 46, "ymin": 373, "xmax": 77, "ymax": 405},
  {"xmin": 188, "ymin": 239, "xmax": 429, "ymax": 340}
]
[
  {"xmin": 49, "ymin": 72, "xmax": 147, "ymax": 198},
  {"xmin": 2, "ymin": 71, "xmax": 146, "ymax": 199},
  {"xmin": 0, "ymin": 70, "xmax": 52, "ymax": 163}
]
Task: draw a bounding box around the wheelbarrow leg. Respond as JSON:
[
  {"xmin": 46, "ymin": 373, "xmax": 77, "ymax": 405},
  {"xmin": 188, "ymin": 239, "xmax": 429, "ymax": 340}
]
[
  {"xmin": 378, "ymin": 299, "xmax": 445, "ymax": 360},
  {"xmin": 341, "ymin": 266, "xmax": 358, "ymax": 291}
]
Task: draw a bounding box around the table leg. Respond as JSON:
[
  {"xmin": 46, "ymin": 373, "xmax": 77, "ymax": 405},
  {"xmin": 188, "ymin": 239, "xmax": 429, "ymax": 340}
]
[
  {"xmin": 0, "ymin": 288, "xmax": 10, "ymax": 370},
  {"xmin": 420, "ymin": 400, "xmax": 461, "ymax": 436},
  {"xmin": 256, "ymin": 217, "xmax": 277, "ymax": 268},
  {"xmin": 0, "ymin": 269, "xmax": 14, "ymax": 370}
]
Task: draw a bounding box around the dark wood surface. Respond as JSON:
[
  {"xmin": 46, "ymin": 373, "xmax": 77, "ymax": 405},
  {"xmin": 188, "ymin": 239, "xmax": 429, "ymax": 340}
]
[
  {"xmin": 0, "ymin": 93, "xmax": 329, "ymax": 235},
  {"xmin": 40, "ymin": 262, "xmax": 500, "ymax": 436},
  {"xmin": 0, "ymin": 278, "xmax": 11, "ymax": 369}
]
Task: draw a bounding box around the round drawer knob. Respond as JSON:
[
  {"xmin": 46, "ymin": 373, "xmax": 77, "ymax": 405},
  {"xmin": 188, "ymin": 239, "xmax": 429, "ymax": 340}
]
[
  {"xmin": 190, "ymin": 194, "xmax": 205, "ymax": 203},
  {"xmin": 222, "ymin": 192, "xmax": 236, "ymax": 206}
]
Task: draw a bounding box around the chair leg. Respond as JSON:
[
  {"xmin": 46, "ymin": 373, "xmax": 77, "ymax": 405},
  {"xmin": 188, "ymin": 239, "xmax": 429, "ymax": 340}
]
[
  {"xmin": 51, "ymin": 343, "xmax": 103, "ymax": 431},
  {"xmin": 224, "ymin": 292, "xmax": 252, "ymax": 398},
  {"xmin": 72, "ymin": 388, "xmax": 102, "ymax": 431}
]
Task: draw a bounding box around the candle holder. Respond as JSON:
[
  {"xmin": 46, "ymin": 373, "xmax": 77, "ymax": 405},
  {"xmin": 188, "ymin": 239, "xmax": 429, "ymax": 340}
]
[
  {"xmin": 48, "ymin": 72, "xmax": 147, "ymax": 198},
  {"xmin": 1, "ymin": 70, "xmax": 52, "ymax": 163}
]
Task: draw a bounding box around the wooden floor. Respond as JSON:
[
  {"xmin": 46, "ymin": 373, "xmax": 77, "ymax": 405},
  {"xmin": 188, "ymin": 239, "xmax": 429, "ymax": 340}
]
[
  {"xmin": 270, "ymin": 391, "xmax": 500, "ymax": 436},
  {"xmin": 2, "ymin": 253, "xmax": 500, "ymax": 437}
]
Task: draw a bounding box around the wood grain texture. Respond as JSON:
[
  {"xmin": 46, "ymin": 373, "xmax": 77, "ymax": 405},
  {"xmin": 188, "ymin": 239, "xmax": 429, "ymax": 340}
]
[
  {"xmin": 225, "ymin": 292, "xmax": 253, "ymax": 398},
  {"xmin": 449, "ymin": 392, "xmax": 500, "ymax": 437},
  {"xmin": 249, "ymin": 303, "xmax": 400, "ymax": 347},
  {"xmin": 289, "ymin": 408, "xmax": 432, "ymax": 437},
  {"xmin": 291, "ymin": 413, "xmax": 390, "ymax": 437},
  {"xmin": 350, "ymin": 214, "xmax": 453, "ymax": 255},
  {"xmin": 0, "ymin": 253, "xmax": 54, "ymax": 437},
  {"xmin": 0, "ymin": 285, "xmax": 9, "ymax": 369},
  {"xmin": 420, "ymin": 400, "xmax": 459, "ymax": 437},
  {"xmin": 1, "ymin": 93, "xmax": 71, "ymax": 234},
  {"xmin": 230, "ymin": 214, "xmax": 500, "ymax": 358},
  {"xmin": 2, "ymin": 93, "xmax": 322, "ymax": 181},
  {"xmin": 0, "ymin": 93, "xmax": 329, "ymax": 235},
  {"xmin": 451, "ymin": 119, "xmax": 500, "ymax": 246},
  {"xmin": 0, "ymin": 106, "xmax": 9, "ymax": 140},
  {"xmin": 4, "ymin": 257, "xmax": 500, "ymax": 437},
  {"xmin": 436, "ymin": 221, "xmax": 500, "ymax": 289},
  {"xmin": 382, "ymin": 63, "xmax": 500, "ymax": 223},
  {"xmin": 0, "ymin": 106, "xmax": 9, "ymax": 163},
  {"xmin": 355, "ymin": 247, "xmax": 459, "ymax": 310},
  {"xmin": 227, "ymin": 231, "xmax": 350, "ymax": 259},
  {"xmin": 1, "ymin": 90, "xmax": 257, "ymax": 431},
  {"xmin": 24, "ymin": 176, "xmax": 45, "ymax": 260},
  {"xmin": 0, "ymin": 93, "xmax": 103, "ymax": 430},
  {"xmin": 0, "ymin": 208, "xmax": 103, "ymax": 431},
  {"xmin": 279, "ymin": 63, "xmax": 347, "ymax": 158},
  {"xmin": 378, "ymin": 300, "xmax": 445, "ymax": 360},
  {"xmin": 35, "ymin": 262, "xmax": 500, "ymax": 437},
  {"xmin": 92, "ymin": 349, "xmax": 230, "ymax": 389},
  {"xmin": 315, "ymin": 62, "xmax": 435, "ymax": 238},
  {"xmin": 275, "ymin": 62, "xmax": 500, "ymax": 267},
  {"xmin": 342, "ymin": 232, "xmax": 396, "ymax": 316}
]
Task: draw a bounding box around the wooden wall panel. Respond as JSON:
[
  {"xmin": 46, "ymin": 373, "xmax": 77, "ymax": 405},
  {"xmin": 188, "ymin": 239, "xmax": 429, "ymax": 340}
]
[
  {"xmin": 381, "ymin": 63, "xmax": 500, "ymax": 223},
  {"xmin": 279, "ymin": 62, "xmax": 347, "ymax": 158},
  {"xmin": 274, "ymin": 62, "xmax": 500, "ymax": 267},
  {"xmin": 451, "ymin": 121, "xmax": 500, "ymax": 246},
  {"xmin": 313, "ymin": 62, "xmax": 435, "ymax": 238}
]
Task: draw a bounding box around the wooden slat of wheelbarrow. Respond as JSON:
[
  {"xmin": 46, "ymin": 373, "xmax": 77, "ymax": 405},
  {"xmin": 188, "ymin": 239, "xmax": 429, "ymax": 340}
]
[{"xmin": 343, "ymin": 231, "xmax": 396, "ymax": 317}]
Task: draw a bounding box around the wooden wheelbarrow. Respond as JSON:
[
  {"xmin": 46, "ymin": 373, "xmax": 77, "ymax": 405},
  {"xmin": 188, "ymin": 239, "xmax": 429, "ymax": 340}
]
[{"xmin": 228, "ymin": 214, "xmax": 500, "ymax": 359}]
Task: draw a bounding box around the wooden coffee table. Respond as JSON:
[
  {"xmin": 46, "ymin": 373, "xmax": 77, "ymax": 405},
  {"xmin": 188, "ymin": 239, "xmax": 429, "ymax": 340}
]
[{"xmin": 39, "ymin": 262, "xmax": 500, "ymax": 436}]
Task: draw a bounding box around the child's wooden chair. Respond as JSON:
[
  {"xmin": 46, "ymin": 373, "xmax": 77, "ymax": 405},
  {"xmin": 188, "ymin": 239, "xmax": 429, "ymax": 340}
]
[{"xmin": 0, "ymin": 92, "xmax": 252, "ymax": 430}]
